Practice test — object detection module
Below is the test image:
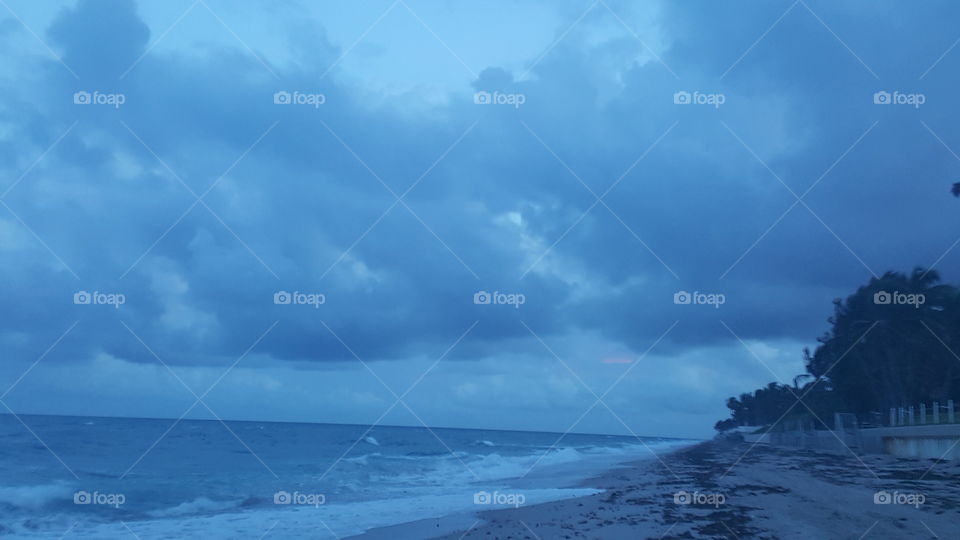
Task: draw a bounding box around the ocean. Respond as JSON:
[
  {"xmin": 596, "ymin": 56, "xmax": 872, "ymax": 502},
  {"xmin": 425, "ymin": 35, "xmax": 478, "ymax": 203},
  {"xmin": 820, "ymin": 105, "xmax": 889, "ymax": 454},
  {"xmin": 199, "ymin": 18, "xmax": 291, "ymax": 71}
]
[{"xmin": 0, "ymin": 414, "xmax": 693, "ymax": 538}]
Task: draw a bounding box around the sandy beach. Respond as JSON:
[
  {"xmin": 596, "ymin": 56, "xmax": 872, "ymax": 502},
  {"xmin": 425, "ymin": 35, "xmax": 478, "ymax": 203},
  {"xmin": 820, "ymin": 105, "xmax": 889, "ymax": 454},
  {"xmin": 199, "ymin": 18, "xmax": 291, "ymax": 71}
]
[{"xmin": 359, "ymin": 439, "xmax": 960, "ymax": 539}]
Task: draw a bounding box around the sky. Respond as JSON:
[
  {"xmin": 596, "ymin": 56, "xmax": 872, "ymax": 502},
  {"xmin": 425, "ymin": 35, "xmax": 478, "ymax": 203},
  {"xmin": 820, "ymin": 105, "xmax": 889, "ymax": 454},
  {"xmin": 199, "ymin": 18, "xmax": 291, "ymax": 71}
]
[{"xmin": 1, "ymin": 0, "xmax": 959, "ymax": 439}]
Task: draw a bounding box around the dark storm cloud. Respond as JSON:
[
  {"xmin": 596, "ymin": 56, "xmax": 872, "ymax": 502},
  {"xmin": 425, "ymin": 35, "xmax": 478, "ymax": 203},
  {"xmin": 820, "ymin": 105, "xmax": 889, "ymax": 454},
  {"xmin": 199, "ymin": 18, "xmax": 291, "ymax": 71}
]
[{"xmin": 2, "ymin": 0, "xmax": 959, "ymax": 376}]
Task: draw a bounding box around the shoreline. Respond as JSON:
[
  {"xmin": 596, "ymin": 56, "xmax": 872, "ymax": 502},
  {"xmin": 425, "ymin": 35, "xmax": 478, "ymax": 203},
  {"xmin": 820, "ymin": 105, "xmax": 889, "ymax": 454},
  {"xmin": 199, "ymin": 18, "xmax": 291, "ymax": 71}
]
[
  {"xmin": 358, "ymin": 439, "xmax": 960, "ymax": 539},
  {"xmin": 349, "ymin": 442, "xmax": 695, "ymax": 540}
]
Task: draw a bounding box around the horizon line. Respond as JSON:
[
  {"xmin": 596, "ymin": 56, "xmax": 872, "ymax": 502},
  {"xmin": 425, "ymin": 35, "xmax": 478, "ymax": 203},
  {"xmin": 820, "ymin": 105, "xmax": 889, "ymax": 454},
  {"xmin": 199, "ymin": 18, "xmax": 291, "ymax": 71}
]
[{"xmin": 0, "ymin": 411, "xmax": 700, "ymax": 441}]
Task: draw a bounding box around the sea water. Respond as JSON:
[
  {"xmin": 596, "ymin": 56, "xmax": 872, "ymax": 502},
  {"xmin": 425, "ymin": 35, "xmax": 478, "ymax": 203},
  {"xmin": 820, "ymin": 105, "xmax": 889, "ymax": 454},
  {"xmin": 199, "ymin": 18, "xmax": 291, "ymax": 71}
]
[{"xmin": 0, "ymin": 414, "xmax": 693, "ymax": 538}]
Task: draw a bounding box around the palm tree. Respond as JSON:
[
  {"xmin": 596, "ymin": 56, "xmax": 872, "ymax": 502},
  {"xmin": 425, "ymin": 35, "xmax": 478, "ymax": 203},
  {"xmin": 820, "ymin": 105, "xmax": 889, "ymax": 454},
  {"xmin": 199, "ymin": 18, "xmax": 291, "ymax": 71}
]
[
  {"xmin": 717, "ymin": 269, "xmax": 960, "ymax": 432},
  {"xmin": 804, "ymin": 269, "xmax": 957, "ymax": 413}
]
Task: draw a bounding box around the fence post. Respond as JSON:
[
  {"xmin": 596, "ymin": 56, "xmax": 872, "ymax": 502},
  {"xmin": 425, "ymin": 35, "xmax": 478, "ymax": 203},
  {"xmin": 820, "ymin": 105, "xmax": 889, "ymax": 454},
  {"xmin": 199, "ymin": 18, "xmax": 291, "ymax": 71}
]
[
  {"xmin": 890, "ymin": 408, "xmax": 896, "ymax": 426},
  {"xmin": 908, "ymin": 406, "xmax": 915, "ymax": 425},
  {"xmin": 920, "ymin": 403, "xmax": 926, "ymax": 424},
  {"xmin": 934, "ymin": 401, "xmax": 940, "ymax": 424},
  {"xmin": 949, "ymin": 400, "xmax": 956, "ymax": 423},
  {"xmin": 899, "ymin": 407, "xmax": 905, "ymax": 426}
]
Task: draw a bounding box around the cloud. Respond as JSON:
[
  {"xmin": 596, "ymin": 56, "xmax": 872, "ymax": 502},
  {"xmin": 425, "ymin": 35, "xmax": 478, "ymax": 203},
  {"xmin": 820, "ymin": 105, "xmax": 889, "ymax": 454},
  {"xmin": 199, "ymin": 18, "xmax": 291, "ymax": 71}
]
[
  {"xmin": 1, "ymin": 0, "xmax": 959, "ymax": 436},
  {"xmin": 48, "ymin": 0, "xmax": 150, "ymax": 80}
]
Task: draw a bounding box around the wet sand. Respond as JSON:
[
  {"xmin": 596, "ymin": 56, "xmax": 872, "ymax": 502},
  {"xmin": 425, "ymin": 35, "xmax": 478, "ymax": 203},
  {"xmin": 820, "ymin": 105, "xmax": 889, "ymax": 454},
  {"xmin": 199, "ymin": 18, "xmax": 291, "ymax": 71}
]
[{"xmin": 363, "ymin": 439, "xmax": 960, "ymax": 539}]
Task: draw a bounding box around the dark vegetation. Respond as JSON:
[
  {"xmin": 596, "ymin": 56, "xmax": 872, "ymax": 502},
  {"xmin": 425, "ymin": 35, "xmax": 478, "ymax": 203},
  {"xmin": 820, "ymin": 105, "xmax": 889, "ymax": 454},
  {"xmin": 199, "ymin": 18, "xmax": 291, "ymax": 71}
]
[{"xmin": 716, "ymin": 268, "xmax": 960, "ymax": 431}]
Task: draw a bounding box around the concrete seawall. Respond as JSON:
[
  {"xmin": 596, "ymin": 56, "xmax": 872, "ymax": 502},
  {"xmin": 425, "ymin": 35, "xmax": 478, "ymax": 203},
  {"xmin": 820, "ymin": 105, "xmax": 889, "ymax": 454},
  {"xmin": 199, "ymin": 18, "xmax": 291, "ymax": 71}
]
[
  {"xmin": 743, "ymin": 424, "xmax": 960, "ymax": 460},
  {"xmin": 859, "ymin": 424, "xmax": 960, "ymax": 460}
]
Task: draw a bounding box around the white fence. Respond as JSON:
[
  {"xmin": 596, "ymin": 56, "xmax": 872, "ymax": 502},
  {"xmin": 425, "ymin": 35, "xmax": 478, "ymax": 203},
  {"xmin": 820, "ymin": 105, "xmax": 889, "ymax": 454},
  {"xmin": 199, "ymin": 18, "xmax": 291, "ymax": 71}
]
[{"xmin": 889, "ymin": 400, "xmax": 957, "ymax": 426}]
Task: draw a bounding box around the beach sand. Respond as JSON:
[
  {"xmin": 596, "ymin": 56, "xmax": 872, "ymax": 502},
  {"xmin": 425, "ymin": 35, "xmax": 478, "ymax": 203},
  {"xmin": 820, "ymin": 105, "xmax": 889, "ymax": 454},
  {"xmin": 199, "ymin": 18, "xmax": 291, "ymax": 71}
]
[{"xmin": 360, "ymin": 439, "xmax": 960, "ymax": 539}]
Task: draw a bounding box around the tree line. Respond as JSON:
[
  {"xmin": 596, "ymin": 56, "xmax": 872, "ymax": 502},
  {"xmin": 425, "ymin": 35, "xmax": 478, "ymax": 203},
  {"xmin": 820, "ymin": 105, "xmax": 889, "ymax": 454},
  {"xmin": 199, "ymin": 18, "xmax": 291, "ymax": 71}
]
[{"xmin": 716, "ymin": 268, "xmax": 960, "ymax": 432}]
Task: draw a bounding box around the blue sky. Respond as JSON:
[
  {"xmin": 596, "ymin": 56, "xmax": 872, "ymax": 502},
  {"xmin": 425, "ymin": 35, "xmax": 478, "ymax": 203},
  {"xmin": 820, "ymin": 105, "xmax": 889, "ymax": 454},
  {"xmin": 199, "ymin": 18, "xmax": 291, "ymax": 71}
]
[{"xmin": 1, "ymin": 0, "xmax": 959, "ymax": 438}]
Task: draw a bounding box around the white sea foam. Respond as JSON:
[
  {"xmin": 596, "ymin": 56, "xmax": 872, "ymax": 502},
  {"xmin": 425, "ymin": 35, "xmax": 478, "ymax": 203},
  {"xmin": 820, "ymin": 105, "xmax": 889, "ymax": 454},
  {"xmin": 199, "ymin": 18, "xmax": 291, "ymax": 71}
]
[
  {"xmin": 148, "ymin": 497, "xmax": 242, "ymax": 518},
  {"xmin": 360, "ymin": 440, "xmax": 693, "ymax": 487},
  {"xmin": 0, "ymin": 483, "xmax": 71, "ymax": 510},
  {"xmin": 56, "ymin": 489, "xmax": 603, "ymax": 539},
  {"xmin": 344, "ymin": 452, "xmax": 381, "ymax": 465}
]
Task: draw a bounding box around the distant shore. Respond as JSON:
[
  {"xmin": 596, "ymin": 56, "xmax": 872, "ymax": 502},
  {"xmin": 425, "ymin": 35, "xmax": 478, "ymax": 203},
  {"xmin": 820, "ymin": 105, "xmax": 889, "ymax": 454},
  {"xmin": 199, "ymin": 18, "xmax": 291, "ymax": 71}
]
[{"xmin": 359, "ymin": 439, "xmax": 960, "ymax": 539}]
